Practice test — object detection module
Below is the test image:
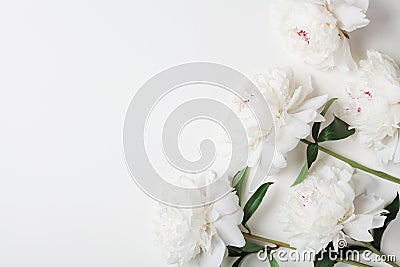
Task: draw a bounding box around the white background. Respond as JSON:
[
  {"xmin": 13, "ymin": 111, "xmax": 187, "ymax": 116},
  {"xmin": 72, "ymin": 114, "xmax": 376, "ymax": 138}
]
[{"xmin": 0, "ymin": 0, "xmax": 399, "ymax": 266}]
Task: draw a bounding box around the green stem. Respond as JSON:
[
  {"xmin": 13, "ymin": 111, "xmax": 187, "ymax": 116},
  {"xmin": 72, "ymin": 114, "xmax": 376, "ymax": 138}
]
[
  {"xmin": 362, "ymin": 242, "xmax": 400, "ymax": 267},
  {"xmin": 337, "ymin": 258, "xmax": 373, "ymax": 267},
  {"xmin": 242, "ymin": 232, "xmax": 295, "ymax": 250},
  {"xmin": 300, "ymin": 139, "xmax": 400, "ymax": 185}
]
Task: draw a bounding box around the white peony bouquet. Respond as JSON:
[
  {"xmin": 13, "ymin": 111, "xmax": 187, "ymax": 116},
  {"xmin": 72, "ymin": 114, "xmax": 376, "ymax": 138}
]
[
  {"xmin": 152, "ymin": 2, "xmax": 400, "ymax": 267},
  {"xmin": 154, "ymin": 65, "xmax": 400, "ymax": 266}
]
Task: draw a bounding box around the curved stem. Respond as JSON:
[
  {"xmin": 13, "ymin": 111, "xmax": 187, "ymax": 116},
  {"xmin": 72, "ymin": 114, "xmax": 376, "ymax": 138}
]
[
  {"xmin": 300, "ymin": 139, "xmax": 400, "ymax": 185},
  {"xmin": 241, "ymin": 232, "xmax": 295, "ymax": 250},
  {"xmin": 362, "ymin": 242, "xmax": 400, "ymax": 267},
  {"xmin": 337, "ymin": 258, "xmax": 373, "ymax": 267}
]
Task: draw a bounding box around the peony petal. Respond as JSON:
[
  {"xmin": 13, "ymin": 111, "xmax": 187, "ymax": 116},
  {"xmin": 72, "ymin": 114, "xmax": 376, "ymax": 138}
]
[
  {"xmin": 333, "ymin": 4, "xmax": 369, "ymax": 32},
  {"xmin": 384, "ymin": 84, "xmax": 400, "ymax": 104},
  {"xmin": 376, "ymin": 131, "xmax": 399, "ymax": 165},
  {"xmin": 297, "ymin": 95, "xmax": 329, "ymax": 112},
  {"xmin": 286, "ymin": 85, "xmax": 305, "ymax": 110},
  {"xmin": 213, "ymin": 192, "xmax": 242, "ymax": 217},
  {"xmin": 291, "ymin": 110, "xmax": 319, "ymax": 123},
  {"xmin": 329, "ymin": 0, "xmax": 369, "ymax": 13},
  {"xmin": 248, "ymin": 141, "xmax": 263, "ymax": 167},
  {"xmin": 354, "ymin": 193, "xmax": 386, "ymax": 215},
  {"xmin": 304, "ymin": 0, "xmax": 326, "ymax": 4},
  {"xmin": 372, "ymin": 215, "xmax": 386, "ymax": 228},
  {"xmin": 186, "ymin": 236, "xmax": 226, "ymax": 267},
  {"xmin": 276, "ymin": 116, "xmax": 310, "ymax": 153},
  {"xmin": 394, "ymin": 133, "xmax": 400, "ymax": 163},
  {"xmin": 273, "ymin": 152, "xmax": 287, "ymax": 170},
  {"xmin": 351, "ymin": 172, "xmax": 371, "ymax": 197},
  {"xmin": 343, "ymin": 214, "xmax": 374, "ymax": 241},
  {"xmin": 334, "ymin": 38, "xmax": 357, "ymax": 72},
  {"xmin": 332, "ymin": 232, "xmax": 346, "ymax": 251},
  {"xmin": 214, "ymin": 211, "xmax": 245, "ymax": 247},
  {"xmin": 351, "ymin": 0, "xmax": 369, "ymax": 12}
]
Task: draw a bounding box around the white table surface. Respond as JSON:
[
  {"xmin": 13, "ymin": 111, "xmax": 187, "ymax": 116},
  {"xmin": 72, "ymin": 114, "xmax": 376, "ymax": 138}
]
[{"xmin": 0, "ymin": 0, "xmax": 399, "ymax": 266}]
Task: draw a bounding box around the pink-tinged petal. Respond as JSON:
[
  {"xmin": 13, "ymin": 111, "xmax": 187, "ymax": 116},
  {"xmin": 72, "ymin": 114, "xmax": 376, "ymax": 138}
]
[
  {"xmin": 343, "ymin": 214, "xmax": 374, "ymax": 241},
  {"xmin": 334, "ymin": 4, "xmax": 369, "ymax": 32},
  {"xmin": 334, "ymin": 38, "xmax": 357, "ymax": 72},
  {"xmin": 214, "ymin": 212, "xmax": 245, "ymax": 247}
]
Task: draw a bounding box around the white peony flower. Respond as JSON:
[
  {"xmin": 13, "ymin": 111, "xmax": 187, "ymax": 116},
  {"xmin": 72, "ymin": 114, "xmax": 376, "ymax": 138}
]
[
  {"xmin": 236, "ymin": 69, "xmax": 328, "ymax": 176},
  {"xmin": 340, "ymin": 50, "xmax": 400, "ymax": 164},
  {"xmin": 276, "ymin": 0, "xmax": 369, "ymax": 71},
  {"xmin": 282, "ymin": 160, "xmax": 387, "ymax": 253},
  {"xmin": 154, "ymin": 171, "xmax": 245, "ymax": 267}
]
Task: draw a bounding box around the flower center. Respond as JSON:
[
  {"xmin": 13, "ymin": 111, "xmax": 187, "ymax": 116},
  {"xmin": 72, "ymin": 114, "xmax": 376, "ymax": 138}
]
[
  {"xmin": 297, "ymin": 29, "xmax": 310, "ymax": 44},
  {"xmin": 347, "ymin": 88, "xmax": 374, "ymax": 113}
]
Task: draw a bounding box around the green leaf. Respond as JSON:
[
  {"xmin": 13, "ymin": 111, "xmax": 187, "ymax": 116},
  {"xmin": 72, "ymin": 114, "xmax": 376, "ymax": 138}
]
[
  {"xmin": 267, "ymin": 251, "xmax": 280, "ymax": 267},
  {"xmin": 317, "ymin": 116, "xmax": 355, "ymax": 142},
  {"xmin": 232, "ymin": 255, "xmax": 249, "ymax": 267},
  {"xmin": 312, "ymin": 98, "xmax": 338, "ymax": 141},
  {"xmin": 307, "ymin": 143, "xmax": 319, "ymax": 169},
  {"xmin": 227, "ymin": 246, "xmax": 245, "ymax": 257},
  {"xmin": 228, "ymin": 241, "xmax": 264, "ymax": 258},
  {"xmin": 314, "ymin": 244, "xmax": 337, "ymax": 267},
  {"xmin": 242, "ymin": 241, "xmax": 264, "ymax": 253},
  {"xmin": 243, "ymin": 223, "xmax": 251, "ymax": 233},
  {"xmin": 292, "ymin": 162, "xmax": 308, "ymax": 187},
  {"xmin": 233, "ymin": 167, "xmax": 248, "ymax": 205},
  {"xmin": 314, "ymin": 256, "xmax": 336, "ymax": 267},
  {"xmin": 242, "ymin": 182, "xmax": 273, "ymax": 225},
  {"xmin": 292, "ymin": 143, "xmax": 318, "ymax": 186},
  {"xmin": 372, "ymin": 193, "xmax": 399, "ymax": 250}
]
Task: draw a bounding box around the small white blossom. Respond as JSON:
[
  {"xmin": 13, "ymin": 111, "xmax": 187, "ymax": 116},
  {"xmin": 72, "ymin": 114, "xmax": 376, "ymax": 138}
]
[
  {"xmin": 276, "ymin": 0, "xmax": 369, "ymax": 71},
  {"xmin": 340, "ymin": 50, "xmax": 400, "ymax": 164},
  {"xmin": 282, "ymin": 160, "xmax": 387, "ymax": 253},
  {"xmin": 154, "ymin": 171, "xmax": 245, "ymax": 267}
]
